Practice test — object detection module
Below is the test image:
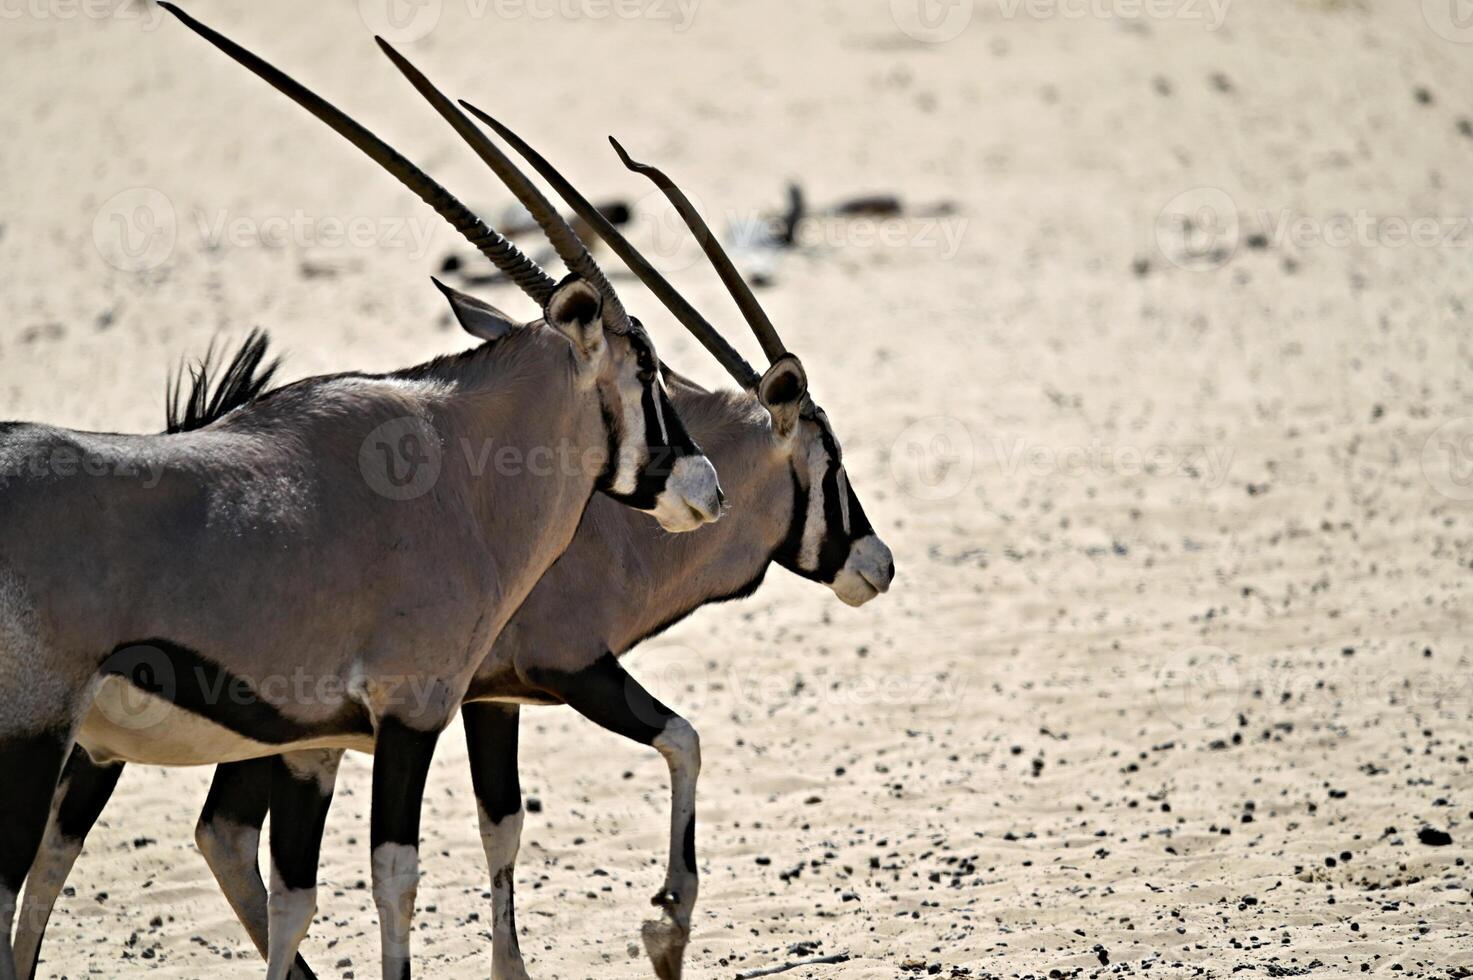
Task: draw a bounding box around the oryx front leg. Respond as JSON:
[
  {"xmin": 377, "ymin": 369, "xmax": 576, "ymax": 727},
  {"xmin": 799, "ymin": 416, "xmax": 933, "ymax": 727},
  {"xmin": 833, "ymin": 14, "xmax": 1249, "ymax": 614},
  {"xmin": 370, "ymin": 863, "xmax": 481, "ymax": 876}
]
[
  {"xmin": 14, "ymin": 747, "xmax": 123, "ymax": 980},
  {"xmin": 463, "ymin": 702, "xmax": 528, "ymax": 980},
  {"xmin": 0, "ymin": 730, "xmax": 74, "ymax": 980},
  {"xmin": 371, "ymin": 718, "xmax": 441, "ymax": 980},
  {"xmin": 523, "ymin": 653, "xmax": 700, "ymax": 980},
  {"xmin": 266, "ymin": 750, "xmax": 342, "ymax": 980}
]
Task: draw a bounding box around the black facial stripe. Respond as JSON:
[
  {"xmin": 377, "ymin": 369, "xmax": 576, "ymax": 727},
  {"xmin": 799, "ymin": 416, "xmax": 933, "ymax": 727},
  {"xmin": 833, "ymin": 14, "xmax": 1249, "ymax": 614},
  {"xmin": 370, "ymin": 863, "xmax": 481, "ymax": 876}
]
[
  {"xmin": 595, "ymin": 334, "xmax": 702, "ymax": 511},
  {"xmin": 812, "ymin": 459, "xmax": 851, "ymax": 580},
  {"xmin": 845, "ymin": 473, "xmax": 875, "ymax": 539},
  {"xmin": 772, "ymin": 467, "xmax": 809, "ymax": 573}
]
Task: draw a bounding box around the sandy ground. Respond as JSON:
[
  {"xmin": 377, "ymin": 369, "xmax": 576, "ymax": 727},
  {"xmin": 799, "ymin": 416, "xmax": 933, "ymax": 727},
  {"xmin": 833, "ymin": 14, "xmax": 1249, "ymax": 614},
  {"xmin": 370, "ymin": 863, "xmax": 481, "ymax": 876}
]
[{"xmin": 4, "ymin": 0, "xmax": 1473, "ymax": 976}]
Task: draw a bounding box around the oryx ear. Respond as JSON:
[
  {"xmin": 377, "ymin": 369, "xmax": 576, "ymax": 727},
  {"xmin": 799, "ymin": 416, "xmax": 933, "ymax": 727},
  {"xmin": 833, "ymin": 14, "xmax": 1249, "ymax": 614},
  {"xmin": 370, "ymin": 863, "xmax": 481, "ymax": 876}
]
[
  {"xmin": 432, "ymin": 277, "xmax": 519, "ymax": 342},
  {"xmin": 758, "ymin": 354, "xmax": 807, "ymax": 439},
  {"xmin": 544, "ymin": 276, "xmax": 604, "ymax": 359}
]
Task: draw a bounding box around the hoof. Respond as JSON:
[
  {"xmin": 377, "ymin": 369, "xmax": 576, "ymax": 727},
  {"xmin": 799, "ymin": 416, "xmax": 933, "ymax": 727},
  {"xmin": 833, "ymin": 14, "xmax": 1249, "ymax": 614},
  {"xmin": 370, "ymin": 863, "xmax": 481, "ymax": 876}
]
[{"xmin": 640, "ymin": 913, "xmax": 689, "ymax": 980}]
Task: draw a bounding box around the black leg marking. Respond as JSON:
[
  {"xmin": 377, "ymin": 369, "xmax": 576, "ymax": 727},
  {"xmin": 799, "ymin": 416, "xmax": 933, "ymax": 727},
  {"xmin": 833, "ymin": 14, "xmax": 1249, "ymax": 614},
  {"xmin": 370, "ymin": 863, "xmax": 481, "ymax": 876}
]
[
  {"xmin": 0, "ymin": 730, "xmax": 71, "ymax": 894},
  {"xmin": 199, "ymin": 756, "xmax": 272, "ymax": 832},
  {"xmin": 370, "ymin": 718, "xmax": 440, "ymax": 851},
  {"xmin": 682, "ymin": 814, "xmax": 697, "ymax": 877},
  {"xmin": 16, "ymin": 748, "xmax": 123, "ymax": 980},
  {"xmin": 269, "ymin": 757, "xmax": 336, "ymax": 892},
  {"xmin": 53, "ymin": 747, "xmax": 125, "ymax": 843},
  {"xmin": 463, "ymin": 702, "xmax": 520, "ymax": 822},
  {"xmin": 525, "ymin": 652, "xmax": 676, "ymax": 745}
]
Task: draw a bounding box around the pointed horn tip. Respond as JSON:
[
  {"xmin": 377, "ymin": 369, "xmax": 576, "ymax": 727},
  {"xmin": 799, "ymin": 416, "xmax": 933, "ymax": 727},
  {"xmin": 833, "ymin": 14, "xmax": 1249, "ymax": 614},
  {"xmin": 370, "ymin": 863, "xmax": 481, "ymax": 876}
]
[
  {"xmin": 458, "ymin": 100, "xmax": 503, "ymax": 133},
  {"xmin": 608, "ymin": 136, "xmax": 645, "ymax": 172},
  {"xmin": 374, "ymin": 35, "xmax": 400, "ymax": 58}
]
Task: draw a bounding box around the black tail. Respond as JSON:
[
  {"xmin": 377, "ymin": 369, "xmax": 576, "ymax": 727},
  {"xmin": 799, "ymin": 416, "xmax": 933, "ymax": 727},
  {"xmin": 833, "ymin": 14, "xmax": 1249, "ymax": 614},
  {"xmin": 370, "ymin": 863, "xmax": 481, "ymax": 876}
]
[{"xmin": 164, "ymin": 329, "xmax": 280, "ymax": 434}]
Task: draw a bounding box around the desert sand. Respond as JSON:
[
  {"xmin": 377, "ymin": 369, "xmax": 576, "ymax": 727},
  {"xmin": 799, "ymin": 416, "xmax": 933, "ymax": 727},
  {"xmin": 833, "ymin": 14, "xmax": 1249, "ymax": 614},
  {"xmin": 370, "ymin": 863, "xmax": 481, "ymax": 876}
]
[{"xmin": 3, "ymin": 0, "xmax": 1473, "ymax": 976}]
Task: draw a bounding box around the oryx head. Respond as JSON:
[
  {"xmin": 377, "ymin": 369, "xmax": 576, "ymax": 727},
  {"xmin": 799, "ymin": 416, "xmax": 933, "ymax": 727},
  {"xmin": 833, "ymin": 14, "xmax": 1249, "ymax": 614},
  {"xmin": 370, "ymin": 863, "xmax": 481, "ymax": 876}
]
[
  {"xmin": 437, "ymin": 273, "xmax": 718, "ymax": 532},
  {"xmin": 753, "ymin": 356, "xmax": 893, "ymax": 606},
  {"xmin": 467, "ymin": 112, "xmax": 896, "ymax": 607},
  {"xmin": 370, "ymin": 37, "xmax": 721, "ymax": 533},
  {"xmin": 161, "ymin": 5, "xmax": 721, "ymax": 533}
]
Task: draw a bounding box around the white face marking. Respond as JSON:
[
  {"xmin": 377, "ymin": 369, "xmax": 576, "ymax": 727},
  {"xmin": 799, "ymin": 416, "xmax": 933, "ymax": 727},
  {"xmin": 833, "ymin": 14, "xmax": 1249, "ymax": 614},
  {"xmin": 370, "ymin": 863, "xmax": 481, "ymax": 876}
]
[
  {"xmin": 611, "ymin": 356, "xmax": 649, "ymax": 497},
  {"xmin": 797, "ymin": 440, "xmax": 830, "ymax": 572}
]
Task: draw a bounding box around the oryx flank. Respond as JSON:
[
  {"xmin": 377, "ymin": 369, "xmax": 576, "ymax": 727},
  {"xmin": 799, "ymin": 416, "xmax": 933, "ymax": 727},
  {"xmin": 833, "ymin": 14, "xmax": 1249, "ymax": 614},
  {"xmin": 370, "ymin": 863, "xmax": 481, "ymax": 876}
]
[
  {"xmin": 0, "ymin": 5, "xmax": 727, "ymax": 979},
  {"xmin": 16, "ymin": 65, "xmax": 895, "ymax": 980}
]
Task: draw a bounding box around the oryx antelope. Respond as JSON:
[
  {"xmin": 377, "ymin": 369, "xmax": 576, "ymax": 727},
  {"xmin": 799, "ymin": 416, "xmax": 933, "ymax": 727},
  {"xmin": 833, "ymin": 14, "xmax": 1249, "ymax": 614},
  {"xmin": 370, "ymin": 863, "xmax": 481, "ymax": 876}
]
[
  {"xmin": 0, "ymin": 4, "xmax": 728, "ymax": 978},
  {"xmin": 16, "ymin": 53, "xmax": 895, "ymax": 980}
]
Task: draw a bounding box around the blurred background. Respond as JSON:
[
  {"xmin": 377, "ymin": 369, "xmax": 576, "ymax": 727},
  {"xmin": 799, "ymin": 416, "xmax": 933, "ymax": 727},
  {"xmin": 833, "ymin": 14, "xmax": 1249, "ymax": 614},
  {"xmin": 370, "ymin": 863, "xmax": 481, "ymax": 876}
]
[{"xmin": 3, "ymin": 0, "xmax": 1472, "ymax": 976}]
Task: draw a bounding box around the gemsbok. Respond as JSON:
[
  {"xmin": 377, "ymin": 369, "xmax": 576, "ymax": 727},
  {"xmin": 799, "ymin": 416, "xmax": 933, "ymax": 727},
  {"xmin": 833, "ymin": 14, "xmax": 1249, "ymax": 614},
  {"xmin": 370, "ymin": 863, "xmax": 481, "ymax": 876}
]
[
  {"xmin": 16, "ymin": 50, "xmax": 896, "ymax": 980},
  {"xmin": 0, "ymin": 5, "xmax": 730, "ymax": 978}
]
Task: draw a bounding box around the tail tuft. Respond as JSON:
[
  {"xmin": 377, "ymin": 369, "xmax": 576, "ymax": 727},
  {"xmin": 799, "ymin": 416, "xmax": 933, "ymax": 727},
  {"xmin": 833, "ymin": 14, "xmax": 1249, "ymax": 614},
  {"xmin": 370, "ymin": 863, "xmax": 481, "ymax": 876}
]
[{"xmin": 165, "ymin": 330, "xmax": 281, "ymax": 434}]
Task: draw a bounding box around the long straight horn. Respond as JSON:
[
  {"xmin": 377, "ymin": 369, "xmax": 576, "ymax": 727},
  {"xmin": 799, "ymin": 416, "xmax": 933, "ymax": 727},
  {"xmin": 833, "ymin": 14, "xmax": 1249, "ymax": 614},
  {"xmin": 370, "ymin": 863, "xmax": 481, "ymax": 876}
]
[
  {"xmin": 373, "ymin": 38, "xmax": 630, "ymax": 335},
  {"xmin": 610, "ymin": 138, "xmax": 789, "ymax": 364},
  {"xmin": 157, "ymin": 3, "xmax": 556, "ymax": 305},
  {"xmin": 459, "ymin": 102, "xmax": 761, "ymax": 391}
]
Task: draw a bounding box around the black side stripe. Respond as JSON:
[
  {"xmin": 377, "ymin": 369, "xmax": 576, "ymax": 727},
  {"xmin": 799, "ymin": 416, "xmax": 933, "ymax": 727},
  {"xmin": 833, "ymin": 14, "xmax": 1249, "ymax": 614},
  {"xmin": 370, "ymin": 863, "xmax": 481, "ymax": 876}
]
[{"xmin": 100, "ymin": 640, "xmax": 373, "ymax": 745}]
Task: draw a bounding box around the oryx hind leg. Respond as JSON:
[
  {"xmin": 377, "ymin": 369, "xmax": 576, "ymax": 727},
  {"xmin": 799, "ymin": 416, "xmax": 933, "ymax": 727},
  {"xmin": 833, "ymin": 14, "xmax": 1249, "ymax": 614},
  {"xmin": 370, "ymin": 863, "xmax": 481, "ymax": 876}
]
[
  {"xmin": 521, "ymin": 653, "xmax": 700, "ymax": 980},
  {"xmin": 266, "ymin": 749, "xmax": 342, "ymax": 980},
  {"xmin": 196, "ymin": 759, "xmax": 322, "ymax": 980},
  {"xmin": 13, "ymin": 747, "xmax": 124, "ymax": 980},
  {"xmin": 463, "ymin": 702, "xmax": 529, "ymax": 980}
]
